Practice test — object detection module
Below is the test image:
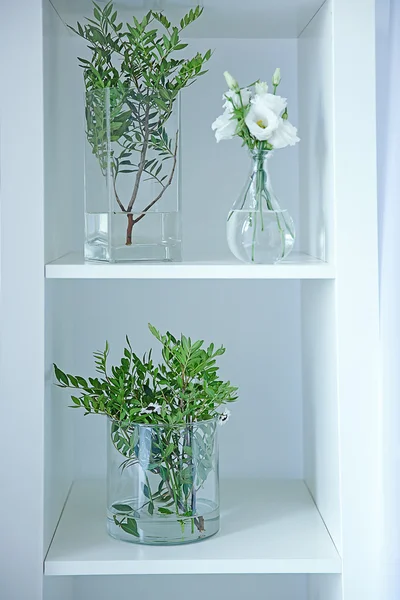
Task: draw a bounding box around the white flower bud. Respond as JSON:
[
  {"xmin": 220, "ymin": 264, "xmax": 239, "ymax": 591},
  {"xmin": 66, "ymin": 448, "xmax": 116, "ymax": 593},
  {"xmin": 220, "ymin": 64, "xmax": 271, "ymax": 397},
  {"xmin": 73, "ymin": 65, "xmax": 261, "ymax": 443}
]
[
  {"xmin": 255, "ymin": 81, "xmax": 269, "ymax": 96},
  {"xmin": 224, "ymin": 71, "xmax": 239, "ymax": 91},
  {"xmin": 272, "ymin": 68, "xmax": 281, "ymax": 87}
]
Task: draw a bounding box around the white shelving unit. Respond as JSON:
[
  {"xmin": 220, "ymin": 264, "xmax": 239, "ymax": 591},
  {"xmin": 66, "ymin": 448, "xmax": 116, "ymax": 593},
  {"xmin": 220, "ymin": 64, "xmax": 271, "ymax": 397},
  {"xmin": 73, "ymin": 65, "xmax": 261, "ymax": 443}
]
[{"xmin": 0, "ymin": 1, "xmax": 380, "ymax": 600}]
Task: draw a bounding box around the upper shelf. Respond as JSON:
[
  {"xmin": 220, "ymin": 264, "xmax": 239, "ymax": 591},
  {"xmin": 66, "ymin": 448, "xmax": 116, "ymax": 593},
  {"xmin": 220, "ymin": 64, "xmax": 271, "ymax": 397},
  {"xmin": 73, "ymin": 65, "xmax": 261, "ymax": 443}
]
[
  {"xmin": 45, "ymin": 479, "xmax": 341, "ymax": 576},
  {"xmin": 45, "ymin": 252, "xmax": 335, "ymax": 280},
  {"xmin": 51, "ymin": 0, "xmax": 325, "ymax": 39}
]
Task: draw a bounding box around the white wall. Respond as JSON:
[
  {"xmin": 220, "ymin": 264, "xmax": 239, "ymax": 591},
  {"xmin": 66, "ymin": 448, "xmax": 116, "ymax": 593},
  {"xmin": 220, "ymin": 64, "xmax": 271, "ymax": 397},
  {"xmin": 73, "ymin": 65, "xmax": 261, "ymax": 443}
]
[
  {"xmin": 44, "ymin": 1, "xmax": 84, "ymax": 263},
  {"xmin": 302, "ymin": 280, "xmax": 341, "ymax": 552},
  {"xmin": 43, "ymin": 0, "xmax": 76, "ymax": 557},
  {"xmin": 298, "ymin": 0, "xmax": 334, "ymax": 262},
  {"xmin": 49, "ymin": 279, "xmax": 303, "ymax": 480}
]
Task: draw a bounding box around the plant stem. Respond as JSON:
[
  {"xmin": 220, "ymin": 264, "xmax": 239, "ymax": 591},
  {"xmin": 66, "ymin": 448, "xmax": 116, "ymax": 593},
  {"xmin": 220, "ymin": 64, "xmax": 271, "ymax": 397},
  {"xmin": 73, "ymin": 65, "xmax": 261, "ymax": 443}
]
[
  {"xmin": 127, "ymin": 103, "xmax": 151, "ymax": 213},
  {"xmin": 123, "ymin": 129, "xmax": 179, "ymax": 246},
  {"xmin": 132, "ymin": 130, "xmax": 179, "ymax": 226},
  {"xmin": 126, "ymin": 213, "xmax": 134, "ymax": 246},
  {"xmin": 124, "ymin": 102, "xmax": 150, "ymax": 246},
  {"xmin": 113, "ymin": 176, "xmax": 126, "ymax": 213}
]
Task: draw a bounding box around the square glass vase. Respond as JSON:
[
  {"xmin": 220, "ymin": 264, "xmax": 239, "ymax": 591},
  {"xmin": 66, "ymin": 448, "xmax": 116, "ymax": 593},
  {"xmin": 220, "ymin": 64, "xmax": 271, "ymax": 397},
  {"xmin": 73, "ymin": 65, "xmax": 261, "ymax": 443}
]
[{"xmin": 84, "ymin": 87, "xmax": 181, "ymax": 262}]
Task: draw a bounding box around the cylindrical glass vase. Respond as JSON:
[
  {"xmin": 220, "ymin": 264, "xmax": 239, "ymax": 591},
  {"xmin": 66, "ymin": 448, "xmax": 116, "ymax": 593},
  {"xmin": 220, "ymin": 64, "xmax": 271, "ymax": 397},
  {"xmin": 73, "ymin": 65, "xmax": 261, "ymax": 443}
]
[
  {"xmin": 107, "ymin": 418, "xmax": 219, "ymax": 545},
  {"xmin": 84, "ymin": 87, "xmax": 181, "ymax": 262}
]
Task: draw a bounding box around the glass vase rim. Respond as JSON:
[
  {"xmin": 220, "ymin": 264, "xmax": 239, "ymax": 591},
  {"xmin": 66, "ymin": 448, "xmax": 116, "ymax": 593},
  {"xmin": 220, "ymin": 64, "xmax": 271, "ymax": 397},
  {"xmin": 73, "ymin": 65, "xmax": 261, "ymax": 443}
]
[{"xmin": 108, "ymin": 415, "xmax": 219, "ymax": 428}]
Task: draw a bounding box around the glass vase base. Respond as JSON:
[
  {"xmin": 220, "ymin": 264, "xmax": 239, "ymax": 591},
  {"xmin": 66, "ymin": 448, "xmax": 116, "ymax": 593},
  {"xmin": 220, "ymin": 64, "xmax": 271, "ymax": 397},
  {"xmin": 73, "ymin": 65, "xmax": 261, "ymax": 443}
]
[
  {"xmin": 107, "ymin": 499, "xmax": 220, "ymax": 545},
  {"xmin": 227, "ymin": 209, "xmax": 294, "ymax": 264},
  {"xmin": 85, "ymin": 212, "xmax": 181, "ymax": 262},
  {"xmin": 85, "ymin": 242, "xmax": 181, "ymax": 262}
]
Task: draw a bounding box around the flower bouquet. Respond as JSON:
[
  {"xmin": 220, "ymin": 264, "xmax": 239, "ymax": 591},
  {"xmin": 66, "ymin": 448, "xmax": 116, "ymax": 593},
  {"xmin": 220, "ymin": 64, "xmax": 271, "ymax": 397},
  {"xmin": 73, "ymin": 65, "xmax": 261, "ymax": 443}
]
[{"xmin": 212, "ymin": 69, "xmax": 300, "ymax": 263}]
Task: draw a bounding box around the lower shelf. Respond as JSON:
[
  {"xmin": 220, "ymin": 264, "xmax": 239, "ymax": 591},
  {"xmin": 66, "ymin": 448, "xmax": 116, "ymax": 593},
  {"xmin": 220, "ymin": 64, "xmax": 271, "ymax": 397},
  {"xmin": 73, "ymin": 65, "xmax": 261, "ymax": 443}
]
[{"xmin": 44, "ymin": 479, "xmax": 341, "ymax": 576}]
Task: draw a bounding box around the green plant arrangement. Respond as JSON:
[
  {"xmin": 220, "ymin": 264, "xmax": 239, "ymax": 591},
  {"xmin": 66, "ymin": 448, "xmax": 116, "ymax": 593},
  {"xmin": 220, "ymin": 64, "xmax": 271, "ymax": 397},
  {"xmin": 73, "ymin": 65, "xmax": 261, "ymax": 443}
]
[
  {"xmin": 54, "ymin": 324, "xmax": 238, "ymax": 545},
  {"xmin": 70, "ymin": 2, "xmax": 212, "ymax": 261}
]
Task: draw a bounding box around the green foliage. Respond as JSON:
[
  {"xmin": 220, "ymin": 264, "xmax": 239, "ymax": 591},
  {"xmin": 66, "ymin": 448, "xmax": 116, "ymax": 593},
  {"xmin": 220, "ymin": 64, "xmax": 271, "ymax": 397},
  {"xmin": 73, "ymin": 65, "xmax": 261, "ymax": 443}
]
[
  {"xmin": 55, "ymin": 325, "xmax": 236, "ymax": 539},
  {"xmin": 53, "ymin": 324, "xmax": 238, "ymax": 425},
  {"xmin": 70, "ymin": 2, "xmax": 212, "ymax": 230}
]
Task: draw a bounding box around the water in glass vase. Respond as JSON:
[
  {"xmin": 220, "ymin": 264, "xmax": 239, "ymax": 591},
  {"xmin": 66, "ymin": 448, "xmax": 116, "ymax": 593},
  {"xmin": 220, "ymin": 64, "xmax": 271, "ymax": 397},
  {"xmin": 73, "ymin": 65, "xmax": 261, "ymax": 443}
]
[
  {"xmin": 85, "ymin": 211, "xmax": 181, "ymax": 262},
  {"xmin": 227, "ymin": 208, "xmax": 294, "ymax": 264},
  {"xmin": 226, "ymin": 149, "xmax": 295, "ymax": 264},
  {"xmin": 107, "ymin": 497, "xmax": 219, "ymax": 545}
]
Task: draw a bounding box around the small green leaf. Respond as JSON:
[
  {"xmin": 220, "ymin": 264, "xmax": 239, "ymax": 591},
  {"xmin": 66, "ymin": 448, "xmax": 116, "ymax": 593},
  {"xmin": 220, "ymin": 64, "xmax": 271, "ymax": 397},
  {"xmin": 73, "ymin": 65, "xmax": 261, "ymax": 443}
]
[
  {"xmin": 54, "ymin": 364, "xmax": 68, "ymax": 386},
  {"xmin": 164, "ymin": 443, "xmax": 175, "ymax": 457},
  {"xmin": 120, "ymin": 518, "xmax": 139, "ymax": 537},
  {"xmin": 143, "ymin": 484, "xmax": 151, "ymax": 499},
  {"xmin": 148, "ymin": 502, "xmax": 154, "ymax": 515},
  {"xmin": 158, "ymin": 507, "xmax": 174, "ymax": 515},
  {"xmin": 112, "ymin": 503, "xmax": 134, "ymax": 513}
]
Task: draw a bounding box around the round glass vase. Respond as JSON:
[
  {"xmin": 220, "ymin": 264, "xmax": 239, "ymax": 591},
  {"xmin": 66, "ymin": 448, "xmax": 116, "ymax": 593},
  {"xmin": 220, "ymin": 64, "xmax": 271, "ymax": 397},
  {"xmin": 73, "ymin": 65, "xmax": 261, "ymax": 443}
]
[
  {"xmin": 84, "ymin": 87, "xmax": 181, "ymax": 263},
  {"xmin": 226, "ymin": 149, "xmax": 295, "ymax": 264},
  {"xmin": 107, "ymin": 417, "xmax": 219, "ymax": 545}
]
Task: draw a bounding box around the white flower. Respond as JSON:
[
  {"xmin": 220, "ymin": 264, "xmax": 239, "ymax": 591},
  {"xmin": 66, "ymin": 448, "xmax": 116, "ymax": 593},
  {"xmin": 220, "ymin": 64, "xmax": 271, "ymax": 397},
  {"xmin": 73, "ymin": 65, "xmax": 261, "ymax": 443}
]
[
  {"xmin": 257, "ymin": 92, "xmax": 287, "ymax": 116},
  {"xmin": 218, "ymin": 409, "xmax": 231, "ymax": 426},
  {"xmin": 140, "ymin": 403, "xmax": 162, "ymax": 415},
  {"xmin": 272, "ymin": 67, "xmax": 281, "ymax": 87},
  {"xmin": 269, "ymin": 118, "xmax": 300, "ymax": 149},
  {"xmin": 224, "ymin": 71, "xmax": 239, "ymax": 90},
  {"xmin": 211, "ymin": 110, "xmax": 237, "ymax": 142},
  {"xmin": 245, "ymin": 95, "xmax": 280, "ymax": 141},
  {"xmin": 223, "ymin": 88, "xmax": 251, "ymax": 111},
  {"xmin": 255, "ymin": 81, "xmax": 269, "ymax": 96}
]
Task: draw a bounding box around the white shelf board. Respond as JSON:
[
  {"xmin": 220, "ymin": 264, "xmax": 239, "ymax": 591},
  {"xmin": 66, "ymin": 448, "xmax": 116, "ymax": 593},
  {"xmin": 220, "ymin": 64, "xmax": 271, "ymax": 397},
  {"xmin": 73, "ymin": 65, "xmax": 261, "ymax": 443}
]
[
  {"xmin": 45, "ymin": 479, "xmax": 341, "ymax": 576},
  {"xmin": 45, "ymin": 252, "xmax": 335, "ymax": 280}
]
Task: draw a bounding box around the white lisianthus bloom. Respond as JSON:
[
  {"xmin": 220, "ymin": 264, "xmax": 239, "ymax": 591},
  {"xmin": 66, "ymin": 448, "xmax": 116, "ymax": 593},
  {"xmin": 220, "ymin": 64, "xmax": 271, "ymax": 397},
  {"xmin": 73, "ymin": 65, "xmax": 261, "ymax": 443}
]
[
  {"xmin": 255, "ymin": 81, "xmax": 269, "ymax": 96},
  {"xmin": 256, "ymin": 92, "xmax": 287, "ymax": 117},
  {"xmin": 269, "ymin": 118, "xmax": 300, "ymax": 149},
  {"xmin": 245, "ymin": 95, "xmax": 280, "ymax": 141},
  {"xmin": 223, "ymin": 88, "xmax": 251, "ymax": 111},
  {"xmin": 223, "ymin": 71, "xmax": 239, "ymax": 90},
  {"xmin": 211, "ymin": 110, "xmax": 237, "ymax": 142},
  {"xmin": 272, "ymin": 67, "xmax": 281, "ymax": 87}
]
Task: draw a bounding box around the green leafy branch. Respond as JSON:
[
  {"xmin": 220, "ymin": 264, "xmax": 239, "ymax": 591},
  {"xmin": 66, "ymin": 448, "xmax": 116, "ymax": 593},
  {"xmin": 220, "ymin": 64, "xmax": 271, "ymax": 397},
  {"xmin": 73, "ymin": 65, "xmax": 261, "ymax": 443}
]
[
  {"xmin": 54, "ymin": 325, "xmax": 236, "ymax": 539},
  {"xmin": 53, "ymin": 323, "xmax": 237, "ymax": 426},
  {"xmin": 69, "ymin": 2, "xmax": 212, "ymax": 245}
]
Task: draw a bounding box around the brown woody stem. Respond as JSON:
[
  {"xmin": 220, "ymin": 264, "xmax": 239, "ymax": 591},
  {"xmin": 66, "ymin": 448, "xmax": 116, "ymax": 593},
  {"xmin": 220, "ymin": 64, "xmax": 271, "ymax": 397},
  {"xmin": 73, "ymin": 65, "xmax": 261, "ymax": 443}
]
[{"xmin": 126, "ymin": 213, "xmax": 134, "ymax": 246}]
